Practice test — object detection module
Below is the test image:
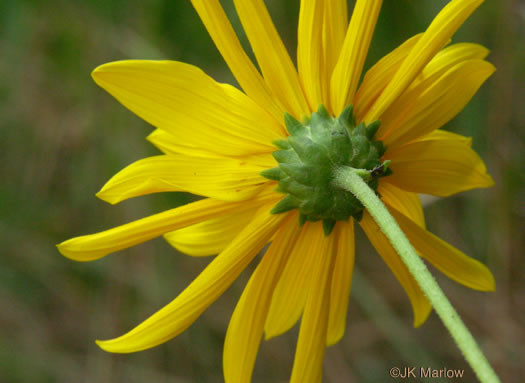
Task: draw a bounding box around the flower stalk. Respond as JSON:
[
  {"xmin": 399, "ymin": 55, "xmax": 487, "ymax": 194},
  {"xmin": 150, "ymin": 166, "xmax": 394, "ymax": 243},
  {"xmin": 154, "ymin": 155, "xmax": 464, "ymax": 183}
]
[{"xmin": 333, "ymin": 166, "xmax": 500, "ymax": 383}]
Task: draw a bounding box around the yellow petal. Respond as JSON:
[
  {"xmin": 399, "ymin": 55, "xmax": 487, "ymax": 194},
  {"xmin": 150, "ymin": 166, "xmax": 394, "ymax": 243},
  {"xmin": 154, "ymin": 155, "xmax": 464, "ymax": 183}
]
[
  {"xmin": 378, "ymin": 183, "xmax": 425, "ymax": 228},
  {"xmin": 233, "ymin": 0, "xmax": 310, "ymax": 118},
  {"xmin": 378, "ymin": 59, "xmax": 494, "ymax": 147},
  {"xmin": 297, "ymin": 0, "xmax": 324, "ymax": 110},
  {"xmin": 189, "ymin": 0, "xmax": 284, "ymax": 123},
  {"xmin": 384, "ymin": 134, "xmax": 494, "ymax": 197},
  {"xmin": 364, "ymin": 0, "xmax": 484, "ymax": 122},
  {"xmin": 95, "ymin": 204, "xmax": 285, "ymax": 353},
  {"xmin": 164, "ymin": 210, "xmax": 257, "ymax": 257},
  {"xmin": 146, "ymin": 129, "xmax": 277, "ymax": 168},
  {"xmin": 147, "ymin": 129, "xmax": 221, "ymax": 157},
  {"xmin": 290, "ymin": 227, "xmax": 336, "ymax": 383},
  {"xmin": 389, "ymin": 207, "xmax": 495, "ymax": 291},
  {"xmin": 96, "ymin": 154, "xmax": 268, "ymax": 204},
  {"xmin": 415, "ymin": 129, "xmax": 472, "ymax": 147},
  {"xmin": 354, "ymin": 34, "xmax": 422, "ymax": 121},
  {"xmin": 92, "ymin": 60, "xmax": 284, "ymax": 157},
  {"xmin": 419, "ymin": 42, "xmax": 489, "ymax": 81},
  {"xmin": 321, "ymin": 0, "xmax": 348, "ymax": 113},
  {"xmin": 330, "ymin": 0, "xmax": 383, "ymax": 115},
  {"xmin": 360, "ymin": 212, "xmax": 431, "ymax": 327},
  {"xmin": 326, "ymin": 220, "xmax": 355, "ymax": 346},
  {"xmin": 264, "ymin": 222, "xmax": 323, "ymax": 339},
  {"xmin": 57, "ymin": 190, "xmax": 278, "ymax": 262},
  {"xmin": 223, "ymin": 213, "xmax": 301, "ymax": 383}
]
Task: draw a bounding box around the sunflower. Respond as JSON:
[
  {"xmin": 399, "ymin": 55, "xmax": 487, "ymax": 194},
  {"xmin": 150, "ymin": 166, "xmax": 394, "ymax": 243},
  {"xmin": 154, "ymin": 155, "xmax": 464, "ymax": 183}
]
[{"xmin": 58, "ymin": 0, "xmax": 496, "ymax": 381}]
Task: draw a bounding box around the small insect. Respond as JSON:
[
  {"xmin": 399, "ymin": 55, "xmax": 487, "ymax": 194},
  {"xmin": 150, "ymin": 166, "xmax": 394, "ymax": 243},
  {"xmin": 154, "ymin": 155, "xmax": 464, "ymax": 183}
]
[{"xmin": 370, "ymin": 163, "xmax": 386, "ymax": 178}]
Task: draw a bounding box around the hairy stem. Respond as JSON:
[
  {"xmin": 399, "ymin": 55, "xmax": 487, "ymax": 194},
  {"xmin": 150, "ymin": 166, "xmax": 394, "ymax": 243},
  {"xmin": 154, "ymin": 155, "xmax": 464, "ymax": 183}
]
[{"xmin": 333, "ymin": 166, "xmax": 500, "ymax": 383}]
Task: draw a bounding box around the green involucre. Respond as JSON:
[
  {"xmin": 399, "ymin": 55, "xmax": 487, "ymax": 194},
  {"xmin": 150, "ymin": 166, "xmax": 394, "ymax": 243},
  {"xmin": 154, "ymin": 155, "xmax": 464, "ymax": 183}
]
[{"xmin": 262, "ymin": 105, "xmax": 391, "ymax": 235}]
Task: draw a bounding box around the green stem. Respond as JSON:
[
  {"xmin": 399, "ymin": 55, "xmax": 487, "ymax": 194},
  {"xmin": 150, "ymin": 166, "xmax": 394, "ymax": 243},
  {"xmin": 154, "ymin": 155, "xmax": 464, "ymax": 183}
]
[{"xmin": 333, "ymin": 166, "xmax": 500, "ymax": 383}]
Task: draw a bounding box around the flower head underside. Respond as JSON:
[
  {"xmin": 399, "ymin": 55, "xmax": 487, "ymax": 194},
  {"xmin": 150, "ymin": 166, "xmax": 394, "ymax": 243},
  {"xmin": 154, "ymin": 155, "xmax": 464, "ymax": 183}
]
[{"xmin": 58, "ymin": 1, "xmax": 496, "ymax": 382}]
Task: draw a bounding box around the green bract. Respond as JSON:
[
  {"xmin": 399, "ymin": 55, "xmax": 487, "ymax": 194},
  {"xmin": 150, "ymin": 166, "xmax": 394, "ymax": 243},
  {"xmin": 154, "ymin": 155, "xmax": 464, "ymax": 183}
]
[{"xmin": 262, "ymin": 105, "xmax": 391, "ymax": 235}]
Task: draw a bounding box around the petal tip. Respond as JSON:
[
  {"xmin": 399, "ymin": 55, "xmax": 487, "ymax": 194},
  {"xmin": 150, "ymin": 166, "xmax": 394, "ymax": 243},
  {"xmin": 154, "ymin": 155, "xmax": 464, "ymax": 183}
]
[
  {"xmin": 91, "ymin": 63, "xmax": 110, "ymax": 84},
  {"xmin": 263, "ymin": 329, "xmax": 280, "ymax": 342},
  {"xmin": 412, "ymin": 304, "xmax": 432, "ymax": 328},
  {"xmin": 96, "ymin": 337, "xmax": 141, "ymax": 354},
  {"xmin": 475, "ymin": 267, "xmax": 496, "ymax": 292},
  {"xmin": 95, "ymin": 339, "xmax": 120, "ymax": 353},
  {"xmin": 95, "ymin": 189, "xmax": 119, "ymax": 205},
  {"xmin": 484, "ymin": 174, "xmax": 495, "ymax": 188},
  {"xmin": 56, "ymin": 236, "xmax": 107, "ymax": 262},
  {"xmin": 57, "ymin": 241, "xmax": 90, "ymax": 262},
  {"xmin": 326, "ymin": 329, "xmax": 344, "ymax": 347},
  {"xmin": 91, "ymin": 61, "xmax": 135, "ymax": 85},
  {"xmin": 56, "ymin": 242, "xmax": 68, "ymax": 257},
  {"xmin": 57, "ymin": 240, "xmax": 79, "ymax": 261}
]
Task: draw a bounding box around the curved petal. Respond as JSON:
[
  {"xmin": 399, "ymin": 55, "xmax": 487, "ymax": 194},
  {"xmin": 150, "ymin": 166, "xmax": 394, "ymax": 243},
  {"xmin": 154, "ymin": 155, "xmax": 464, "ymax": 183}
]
[
  {"xmin": 264, "ymin": 221, "xmax": 323, "ymax": 339},
  {"xmin": 57, "ymin": 189, "xmax": 278, "ymax": 262},
  {"xmin": 290, "ymin": 228, "xmax": 336, "ymax": 383},
  {"xmin": 146, "ymin": 129, "xmax": 276, "ymax": 168},
  {"xmin": 354, "ymin": 34, "xmax": 422, "ymax": 121},
  {"xmin": 147, "ymin": 129, "xmax": 216, "ymax": 157},
  {"xmin": 415, "ymin": 129, "xmax": 472, "ymax": 147},
  {"xmin": 360, "ymin": 212, "xmax": 432, "ymax": 327},
  {"xmin": 91, "ymin": 60, "xmax": 284, "ymax": 157},
  {"xmin": 322, "ymin": 0, "xmax": 348, "ymax": 111},
  {"xmin": 389, "ymin": 207, "xmax": 495, "ymax": 291},
  {"xmin": 378, "ymin": 60, "xmax": 495, "ymax": 147},
  {"xmin": 96, "ymin": 155, "xmax": 268, "ymax": 204},
  {"xmin": 189, "ymin": 0, "xmax": 284, "ymax": 123},
  {"xmin": 384, "ymin": 134, "xmax": 494, "ymax": 197},
  {"xmin": 419, "ymin": 42, "xmax": 489, "ymax": 81},
  {"xmin": 330, "ymin": 0, "xmax": 383, "ymax": 115},
  {"xmin": 233, "ymin": 0, "xmax": 310, "ymax": 118},
  {"xmin": 378, "ymin": 183, "xmax": 425, "ymax": 228},
  {"xmin": 326, "ymin": 220, "xmax": 355, "ymax": 345},
  {"xmin": 403, "ymin": 43, "xmax": 489, "ymax": 102},
  {"xmin": 95, "ymin": 203, "xmax": 285, "ymax": 353},
  {"xmin": 297, "ymin": 0, "xmax": 324, "ymax": 109},
  {"xmin": 223, "ymin": 213, "xmax": 301, "ymax": 383},
  {"xmin": 164, "ymin": 210, "xmax": 257, "ymax": 257},
  {"xmin": 364, "ymin": 0, "xmax": 484, "ymax": 122}
]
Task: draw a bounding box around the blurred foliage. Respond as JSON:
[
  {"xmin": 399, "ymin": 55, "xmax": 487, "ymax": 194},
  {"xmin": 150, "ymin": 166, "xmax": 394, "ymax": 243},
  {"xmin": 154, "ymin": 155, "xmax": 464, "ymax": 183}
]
[{"xmin": 1, "ymin": 0, "xmax": 524, "ymax": 382}]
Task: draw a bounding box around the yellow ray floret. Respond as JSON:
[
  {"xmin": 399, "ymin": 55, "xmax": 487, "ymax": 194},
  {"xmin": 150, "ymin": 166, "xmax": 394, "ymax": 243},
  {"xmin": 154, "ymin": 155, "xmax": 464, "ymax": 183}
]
[
  {"xmin": 96, "ymin": 154, "xmax": 268, "ymax": 204},
  {"xmin": 96, "ymin": 205, "xmax": 285, "ymax": 353},
  {"xmin": 297, "ymin": 0, "xmax": 324, "ymax": 109},
  {"xmin": 233, "ymin": 0, "xmax": 309, "ymax": 118},
  {"xmin": 146, "ymin": 128, "xmax": 277, "ymax": 168},
  {"xmin": 388, "ymin": 207, "xmax": 495, "ymax": 291},
  {"xmin": 379, "ymin": 59, "xmax": 495, "ymax": 146},
  {"xmin": 58, "ymin": 191, "xmax": 278, "ymax": 261},
  {"xmin": 321, "ymin": 0, "xmax": 348, "ymax": 107},
  {"xmin": 354, "ymin": 34, "xmax": 423, "ymax": 120},
  {"xmin": 92, "ymin": 60, "xmax": 285, "ymax": 156},
  {"xmin": 385, "ymin": 134, "xmax": 494, "ymax": 196},
  {"xmin": 223, "ymin": 212, "xmax": 300, "ymax": 383},
  {"xmin": 189, "ymin": 0, "xmax": 284, "ymax": 122},
  {"xmin": 264, "ymin": 222, "xmax": 324, "ymax": 339},
  {"xmin": 164, "ymin": 210, "xmax": 257, "ymax": 257},
  {"xmin": 330, "ymin": 0, "xmax": 383, "ymax": 115},
  {"xmin": 361, "ymin": 212, "xmax": 432, "ymax": 327},
  {"xmin": 364, "ymin": 0, "xmax": 484, "ymax": 122},
  {"xmin": 326, "ymin": 220, "xmax": 355, "ymax": 345},
  {"xmin": 378, "ymin": 183, "xmax": 425, "ymax": 228},
  {"xmin": 290, "ymin": 229, "xmax": 336, "ymax": 383}
]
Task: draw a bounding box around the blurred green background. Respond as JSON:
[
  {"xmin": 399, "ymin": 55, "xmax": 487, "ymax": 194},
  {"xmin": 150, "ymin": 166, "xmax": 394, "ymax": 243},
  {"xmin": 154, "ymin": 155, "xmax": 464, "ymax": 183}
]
[{"xmin": 1, "ymin": 0, "xmax": 524, "ymax": 382}]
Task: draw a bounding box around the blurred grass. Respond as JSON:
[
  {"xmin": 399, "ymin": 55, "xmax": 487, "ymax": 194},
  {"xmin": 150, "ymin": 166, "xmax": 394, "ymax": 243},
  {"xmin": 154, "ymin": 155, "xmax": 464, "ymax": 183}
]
[{"xmin": 1, "ymin": 0, "xmax": 524, "ymax": 382}]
